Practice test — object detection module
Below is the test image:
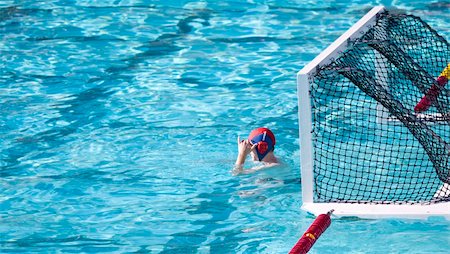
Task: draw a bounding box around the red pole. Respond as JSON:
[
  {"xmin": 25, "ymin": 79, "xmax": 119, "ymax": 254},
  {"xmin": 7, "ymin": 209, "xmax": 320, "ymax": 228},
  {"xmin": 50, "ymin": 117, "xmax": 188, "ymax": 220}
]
[
  {"xmin": 414, "ymin": 63, "xmax": 450, "ymax": 113},
  {"xmin": 414, "ymin": 76, "xmax": 448, "ymax": 113},
  {"xmin": 289, "ymin": 210, "xmax": 333, "ymax": 254}
]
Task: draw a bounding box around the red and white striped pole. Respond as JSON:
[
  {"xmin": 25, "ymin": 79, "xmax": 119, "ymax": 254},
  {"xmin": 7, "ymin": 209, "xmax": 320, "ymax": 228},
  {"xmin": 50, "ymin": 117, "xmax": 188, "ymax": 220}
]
[{"xmin": 289, "ymin": 210, "xmax": 334, "ymax": 254}]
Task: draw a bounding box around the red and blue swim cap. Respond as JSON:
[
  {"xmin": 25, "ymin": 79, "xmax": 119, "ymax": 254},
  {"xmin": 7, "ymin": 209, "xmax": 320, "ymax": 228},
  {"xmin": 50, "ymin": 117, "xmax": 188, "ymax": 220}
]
[{"xmin": 248, "ymin": 127, "xmax": 276, "ymax": 161}]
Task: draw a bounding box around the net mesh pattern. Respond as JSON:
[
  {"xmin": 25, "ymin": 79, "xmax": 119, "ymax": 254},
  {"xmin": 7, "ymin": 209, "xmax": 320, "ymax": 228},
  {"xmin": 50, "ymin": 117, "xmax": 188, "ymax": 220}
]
[{"xmin": 310, "ymin": 12, "xmax": 450, "ymax": 204}]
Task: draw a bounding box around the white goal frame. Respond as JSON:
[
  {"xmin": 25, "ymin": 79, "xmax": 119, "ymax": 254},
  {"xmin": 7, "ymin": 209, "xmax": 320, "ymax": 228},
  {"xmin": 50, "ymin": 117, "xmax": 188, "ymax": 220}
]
[{"xmin": 297, "ymin": 6, "xmax": 450, "ymax": 219}]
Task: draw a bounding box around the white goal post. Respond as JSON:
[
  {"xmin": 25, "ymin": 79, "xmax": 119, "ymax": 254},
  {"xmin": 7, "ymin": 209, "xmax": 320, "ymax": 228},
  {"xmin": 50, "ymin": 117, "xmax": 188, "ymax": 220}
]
[{"xmin": 297, "ymin": 6, "xmax": 450, "ymax": 219}]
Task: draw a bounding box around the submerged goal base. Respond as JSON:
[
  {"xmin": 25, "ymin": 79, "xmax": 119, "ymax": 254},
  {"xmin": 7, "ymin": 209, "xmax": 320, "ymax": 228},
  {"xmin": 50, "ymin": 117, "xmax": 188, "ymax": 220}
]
[{"xmin": 302, "ymin": 202, "xmax": 450, "ymax": 220}]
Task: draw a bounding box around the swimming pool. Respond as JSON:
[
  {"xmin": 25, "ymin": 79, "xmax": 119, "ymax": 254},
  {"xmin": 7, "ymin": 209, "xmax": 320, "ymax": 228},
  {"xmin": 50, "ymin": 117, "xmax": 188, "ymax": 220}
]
[{"xmin": 1, "ymin": 0, "xmax": 449, "ymax": 253}]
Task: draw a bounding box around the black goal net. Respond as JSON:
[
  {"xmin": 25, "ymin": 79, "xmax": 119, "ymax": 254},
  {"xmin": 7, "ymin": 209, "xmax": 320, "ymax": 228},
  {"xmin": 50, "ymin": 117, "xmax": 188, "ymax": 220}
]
[{"xmin": 310, "ymin": 11, "xmax": 450, "ymax": 204}]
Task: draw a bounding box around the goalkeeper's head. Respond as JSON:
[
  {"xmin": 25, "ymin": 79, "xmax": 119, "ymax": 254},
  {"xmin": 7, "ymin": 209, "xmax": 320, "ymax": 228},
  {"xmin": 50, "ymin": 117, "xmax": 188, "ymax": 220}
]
[{"xmin": 248, "ymin": 127, "xmax": 276, "ymax": 161}]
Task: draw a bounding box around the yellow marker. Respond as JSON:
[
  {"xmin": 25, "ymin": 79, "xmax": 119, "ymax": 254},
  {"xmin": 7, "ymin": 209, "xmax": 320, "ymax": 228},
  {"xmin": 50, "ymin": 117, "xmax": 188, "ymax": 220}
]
[
  {"xmin": 305, "ymin": 233, "xmax": 316, "ymax": 240},
  {"xmin": 441, "ymin": 63, "xmax": 450, "ymax": 79}
]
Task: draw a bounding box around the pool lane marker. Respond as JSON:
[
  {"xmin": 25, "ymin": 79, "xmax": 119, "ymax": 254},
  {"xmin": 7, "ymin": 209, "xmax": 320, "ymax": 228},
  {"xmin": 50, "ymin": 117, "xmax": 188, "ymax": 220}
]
[
  {"xmin": 289, "ymin": 210, "xmax": 334, "ymax": 254},
  {"xmin": 414, "ymin": 63, "xmax": 450, "ymax": 113}
]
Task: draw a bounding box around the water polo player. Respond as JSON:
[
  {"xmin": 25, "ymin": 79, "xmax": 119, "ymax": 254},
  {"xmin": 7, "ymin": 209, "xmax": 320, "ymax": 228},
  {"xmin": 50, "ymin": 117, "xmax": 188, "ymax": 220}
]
[{"xmin": 234, "ymin": 127, "xmax": 279, "ymax": 174}]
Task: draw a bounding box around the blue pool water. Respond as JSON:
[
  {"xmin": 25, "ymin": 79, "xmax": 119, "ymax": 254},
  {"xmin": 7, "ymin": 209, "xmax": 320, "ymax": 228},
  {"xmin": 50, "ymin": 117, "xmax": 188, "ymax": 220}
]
[{"xmin": 1, "ymin": 0, "xmax": 449, "ymax": 253}]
